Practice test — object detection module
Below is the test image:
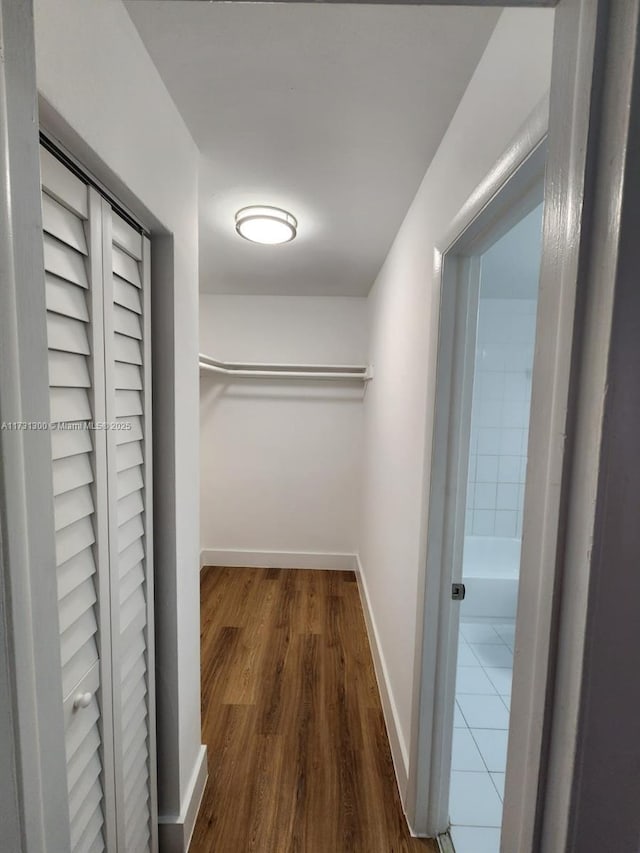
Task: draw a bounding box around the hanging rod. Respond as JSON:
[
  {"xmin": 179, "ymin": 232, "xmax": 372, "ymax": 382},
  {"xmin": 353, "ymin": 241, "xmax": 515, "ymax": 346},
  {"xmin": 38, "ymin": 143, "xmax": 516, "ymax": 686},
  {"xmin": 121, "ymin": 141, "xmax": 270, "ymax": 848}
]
[{"xmin": 199, "ymin": 353, "xmax": 372, "ymax": 382}]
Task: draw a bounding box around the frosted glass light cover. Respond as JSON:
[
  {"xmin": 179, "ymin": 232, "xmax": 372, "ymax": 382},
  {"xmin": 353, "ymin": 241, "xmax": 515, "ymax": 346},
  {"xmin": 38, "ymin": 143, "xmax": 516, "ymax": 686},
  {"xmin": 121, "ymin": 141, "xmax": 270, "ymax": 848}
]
[{"xmin": 235, "ymin": 206, "xmax": 297, "ymax": 244}]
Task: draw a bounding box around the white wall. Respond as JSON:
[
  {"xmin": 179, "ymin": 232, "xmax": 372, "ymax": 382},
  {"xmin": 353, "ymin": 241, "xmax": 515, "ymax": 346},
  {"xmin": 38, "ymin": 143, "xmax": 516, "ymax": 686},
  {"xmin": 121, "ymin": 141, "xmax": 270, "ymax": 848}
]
[
  {"xmin": 358, "ymin": 7, "xmax": 554, "ymax": 788},
  {"xmin": 200, "ymin": 295, "xmax": 367, "ymax": 565},
  {"xmin": 32, "ymin": 0, "xmax": 204, "ymax": 846}
]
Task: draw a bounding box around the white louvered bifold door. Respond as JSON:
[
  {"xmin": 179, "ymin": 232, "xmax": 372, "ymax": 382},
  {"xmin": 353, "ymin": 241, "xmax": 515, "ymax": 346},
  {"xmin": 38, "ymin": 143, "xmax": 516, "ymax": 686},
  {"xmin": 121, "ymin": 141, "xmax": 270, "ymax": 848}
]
[
  {"xmin": 41, "ymin": 147, "xmax": 117, "ymax": 853},
  {"xmin": 102, "ymin": 203, "xmax": 158, "ymax": 853},
  {"xmin": 41, "ymin": 145, "xmax": 157, "ymax": 853}
]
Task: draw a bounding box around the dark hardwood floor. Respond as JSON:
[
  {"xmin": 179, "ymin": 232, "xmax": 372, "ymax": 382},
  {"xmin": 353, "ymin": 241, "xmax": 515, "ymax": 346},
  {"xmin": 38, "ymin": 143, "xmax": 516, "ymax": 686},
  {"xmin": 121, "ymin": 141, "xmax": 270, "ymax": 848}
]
[{"xmin": 190, "ymin": 566, "xmax": 436, "ymax": 853}]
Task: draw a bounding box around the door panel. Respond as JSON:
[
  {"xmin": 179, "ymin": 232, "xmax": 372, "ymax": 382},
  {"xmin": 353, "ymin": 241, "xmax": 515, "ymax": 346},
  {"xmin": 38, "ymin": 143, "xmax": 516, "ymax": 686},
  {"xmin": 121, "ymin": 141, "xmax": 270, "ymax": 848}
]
[
  {"xmin": 41, "ymin": 146, "xmax": 115, "ymax": 853},
  {"xmin": 41, "ymin": 143, "xmax": 156, "ymax": 853},
  {"xmin": 103, "ymin": 203, "xmax": 157, "ymax": 853}
]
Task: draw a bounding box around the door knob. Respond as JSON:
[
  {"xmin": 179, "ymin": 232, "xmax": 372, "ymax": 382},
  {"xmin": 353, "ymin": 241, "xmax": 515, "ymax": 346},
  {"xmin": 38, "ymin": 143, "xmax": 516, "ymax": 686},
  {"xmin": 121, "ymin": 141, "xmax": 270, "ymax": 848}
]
[{"xmin": 73, "ymin": 692, "xmax": 92, "ymax": 710}]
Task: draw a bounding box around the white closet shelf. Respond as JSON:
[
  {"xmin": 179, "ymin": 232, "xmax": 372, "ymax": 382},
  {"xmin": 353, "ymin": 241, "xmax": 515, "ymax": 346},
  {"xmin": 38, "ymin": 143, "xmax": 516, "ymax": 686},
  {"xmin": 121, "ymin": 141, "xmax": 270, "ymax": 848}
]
[{"xmin": 199, "ymin": 352, "xmax": 373, "ymax": 382}]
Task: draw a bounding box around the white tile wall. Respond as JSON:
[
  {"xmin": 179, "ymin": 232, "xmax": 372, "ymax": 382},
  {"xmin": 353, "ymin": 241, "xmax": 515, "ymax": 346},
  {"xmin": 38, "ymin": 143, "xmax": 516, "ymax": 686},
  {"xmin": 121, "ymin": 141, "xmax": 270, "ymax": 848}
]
[{"xmin": 466, "ymin": 298, "xmax": 537, "ymax": 538}]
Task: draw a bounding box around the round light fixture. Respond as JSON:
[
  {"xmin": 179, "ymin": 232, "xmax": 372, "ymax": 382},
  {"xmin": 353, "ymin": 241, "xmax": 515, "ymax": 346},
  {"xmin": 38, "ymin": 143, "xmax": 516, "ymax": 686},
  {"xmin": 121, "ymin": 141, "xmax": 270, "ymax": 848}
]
[{"xmin": 235, "ymin": 205, "xmax": 297, "ymax": 245}]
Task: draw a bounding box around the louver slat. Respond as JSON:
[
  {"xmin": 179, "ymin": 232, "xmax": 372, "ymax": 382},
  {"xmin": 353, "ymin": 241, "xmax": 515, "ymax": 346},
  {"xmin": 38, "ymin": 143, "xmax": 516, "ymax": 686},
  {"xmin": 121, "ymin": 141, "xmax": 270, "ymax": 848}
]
[
  {"xmin": 121, "ymin": 653, "xmax": 145, "ymax": 706},
  {"xmin": 50, "ymin": 388, "xmax": 92, "ymax": 424},
  {"xmin": 116, "ymin": 389, "xmax": 143, "ymax": 418},
  {"xmin": 55, "ymin": 515, "xmax": 95, "ymax": 566},
  {"xmin": 116, "ymin": 416, "xmax": 143, "ymax": 445},
  {"xmin": 66, "ymin": 698, "xmax": 100, "ymax": 764},
  {"xmin": 114, "ymin": 361, "xmax": 142, "ymax": 391},
  {"xmin": 73, "ymin": 801, "xmax": 104, "ymax": 853},
  {"xmin": 114, "ymin": 333, "xmax": 142, "ymax": 365},
  {"xmin": 116, "ymin": 441, "xmax": 143, "ymax": 473},
  {"xmin": 63, "ymin": 644, "xmax": 99, "ymax": 702},
  {"xmin": 85, "ymin": 833, "xmax": 105, "ymax": 853},
  {"xmin": 49, "ymin": 351, "xmax": 91, "ymax": 389},
  {"xmin": 59, "ymin": 579, "xmax": 97, "ymax": 635},
  {"xmin": 42, "ymin": 192, "xmax": 88, "ymax": 255},
  {"xmin": 119, "ymin": 538, "xmax": 145, "ymax": 578},
  {"xmin": 66, "ymin": 721, "xmax": 101, "ymax": 791},
  {"xmin": 122, "ymin": 734, "xmax": 148, "ymax": 783},
  {"xmin": 127, "ymin": 819, "xmax": 150, "ymax": 853},
  {"xmin": 117, "ymin": 491, "xmax": 144, "ymax": 528},
  {"xmin": 70, "ymin": 777, "xmax": 102, "ymax": 849},
  {"xmin": 112, "ymin": 245, "xmax": 141, "ymax": 287},
  {"xmin": 57, "ymin": 548, "xmax": 96, "ymax": 602},
  {"xmin": 51, "ymin": 428, "xmax": 93, "ymax": 462},
  {"xmin": 121, "ymin": 590, "xmax": 146, "ymax": 638},
  {"xmin": 113, "ymin": 276, "xmax": 142, "ymax": 314},
  {"xmin": 40, "ymin": 147, "xmax": 88, "ymax": 219},
  {"xmin": 114, "ymin": 305, "xmax": 142, "ymax": 340},
  {"xmin": 112, "ymin": 215, "xmax": 142, "ymax": 262},
  {"xmin": 120, "ymin": 562, "xmax": 144, "ymax": 605},
  {"xmin": 68, "ymin": 751, "xmax": 101, "ymax": 824},
  {"xmin": 124, "ymin": 786, "xmax": 149, "ymax": 842},
  {"xmin": 44, "ymin": 234, "xmax": 88, "ymax": 288},
  {"xmin": 123, "ymin": 714, "xmax": 147, "ymax": 766},
  {"xmin": 47, "ymin": 312, "xmax": 90, "ymax": 356},
  {"xmin": 121, "ymin": 634, "xmax": 145, "ymax": 682},
  {"xmin": 60, "ymin": 606, "xmax": 98, "ymax": 669},
  {"xmin": 124, "ymin": 753, "xmax": 148, "ymax": 803},
  {"xmin": 46, "ymin": 275, "xmax": 90, "ymax": 322},
  {"xmin": 52, "ymin": 454, "xmax": 94, "ymax": 498},
  {"xmin": 118, "ymin": 515, "xmax": 144, "ymax": 554},
  {"xmin": 121, "ymin": 672, "xmax": 147, "ymax": 734},
  {"xmin": 117, "ymin": 466, "xmax": 144, "ymax": 500},
  {"xmin": 55, "ymin": 485, "xmax": 94, "ymax": 532}
]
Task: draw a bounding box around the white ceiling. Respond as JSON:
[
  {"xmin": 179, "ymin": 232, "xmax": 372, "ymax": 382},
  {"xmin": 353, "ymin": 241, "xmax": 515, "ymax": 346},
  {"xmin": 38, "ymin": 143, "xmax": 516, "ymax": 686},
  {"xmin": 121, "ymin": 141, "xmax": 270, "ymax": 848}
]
[{"xmin": 125, "ymin": 2, "xmax": 500, "ymax": 296}]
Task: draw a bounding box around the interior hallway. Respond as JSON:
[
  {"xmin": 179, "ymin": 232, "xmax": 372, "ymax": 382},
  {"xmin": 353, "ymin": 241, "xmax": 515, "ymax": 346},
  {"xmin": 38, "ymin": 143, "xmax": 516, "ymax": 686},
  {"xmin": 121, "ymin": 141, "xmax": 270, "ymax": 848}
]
[{"xmin": 191, "ymin": 567, "xmax": 436, "ymax": 852}]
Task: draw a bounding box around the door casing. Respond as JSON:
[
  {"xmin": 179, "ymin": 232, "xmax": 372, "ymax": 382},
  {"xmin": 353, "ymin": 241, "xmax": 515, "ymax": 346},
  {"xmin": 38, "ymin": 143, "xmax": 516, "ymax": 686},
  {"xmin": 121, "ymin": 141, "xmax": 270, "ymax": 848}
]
[{"xmin": 408, "ymin": 108, "xmax": 547, "ymax": 837}]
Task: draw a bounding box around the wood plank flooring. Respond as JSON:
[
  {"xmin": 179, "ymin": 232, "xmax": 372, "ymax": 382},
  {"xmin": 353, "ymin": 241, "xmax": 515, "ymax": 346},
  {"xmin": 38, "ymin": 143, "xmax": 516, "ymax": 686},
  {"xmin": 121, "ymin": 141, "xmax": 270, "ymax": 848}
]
[{"xmin": 191, "ymin": 566, "xmax": 436, "ymax": 853}]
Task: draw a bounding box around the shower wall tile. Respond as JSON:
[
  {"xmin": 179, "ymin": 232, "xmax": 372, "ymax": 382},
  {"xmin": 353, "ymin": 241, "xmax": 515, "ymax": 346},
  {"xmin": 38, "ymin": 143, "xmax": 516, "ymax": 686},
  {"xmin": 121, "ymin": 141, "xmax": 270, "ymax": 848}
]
[
  {"xmin": 475, "ymin": 483, "xmax": 497, "ymax": 510},
  {"xmin": 495, "ymin": 510, "xmax": 517, "ymax": 538},
  {"xmin": 477, "ymin": 455, "xmax": 499, "ymax": 483},
  {"xmin": 473, "ymin": 510, "xmax": 495, "ymax": 536},
  {"xmin": 466, "ymin": 298, "xmax": 537, "ymax": 538},
  {"xmin": 501, "ymin": 429, "xmax": 523, "ymax": 455},
  {"xmin": 496, "ymin": 483, "xmax": 519, "ymax": 511},
  {"xmin": 478, "ymin": 428, "xmax": 501, "ymax": 455},
  {"xmin": 498, "ymin": 456, "xmax": 521, "ymax": 484}
]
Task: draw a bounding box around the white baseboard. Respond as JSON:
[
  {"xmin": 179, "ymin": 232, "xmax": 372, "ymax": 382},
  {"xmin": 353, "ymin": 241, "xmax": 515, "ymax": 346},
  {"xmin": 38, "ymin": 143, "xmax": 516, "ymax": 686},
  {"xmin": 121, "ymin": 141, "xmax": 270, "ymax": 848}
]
[
  {"xmin": 355, "ymin": 554, "xmax": 409, "ymax": 801},
  {"xmin": 200, "ymin": 548, "xmax": 358, "ymax": 572},
  {"xmin": 158, "ymin": 744, "xmax": 208, "ymax": 853}
]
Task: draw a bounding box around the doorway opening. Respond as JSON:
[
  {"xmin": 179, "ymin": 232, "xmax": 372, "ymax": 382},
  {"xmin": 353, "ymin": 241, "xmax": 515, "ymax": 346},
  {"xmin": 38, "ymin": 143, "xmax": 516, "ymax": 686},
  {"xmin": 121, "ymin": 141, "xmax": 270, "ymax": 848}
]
[
  {"xmin": 448, "ymin": 201, "xmax": 544, "ymax": 853},
  {"xmin": 411, "ymin": 127, "xmax": 548, "ymax": 850}
]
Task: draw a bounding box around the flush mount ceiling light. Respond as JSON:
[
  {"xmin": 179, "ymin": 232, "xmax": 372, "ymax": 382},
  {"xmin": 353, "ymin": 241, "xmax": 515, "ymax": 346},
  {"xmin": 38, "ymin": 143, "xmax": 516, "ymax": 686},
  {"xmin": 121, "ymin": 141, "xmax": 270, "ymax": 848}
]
[{"xmin": 235, "ymin": 205, "xmax": 297, "ymax": 245}]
